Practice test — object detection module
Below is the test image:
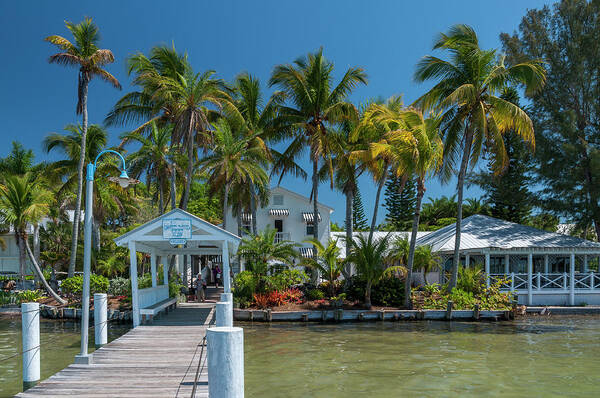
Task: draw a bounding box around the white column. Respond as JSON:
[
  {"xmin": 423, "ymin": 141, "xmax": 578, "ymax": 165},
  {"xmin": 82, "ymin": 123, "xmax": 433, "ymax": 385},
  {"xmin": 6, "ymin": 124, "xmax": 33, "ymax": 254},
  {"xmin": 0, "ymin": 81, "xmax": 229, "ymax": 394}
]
[
  {"xmin": 207, "ymin": 327, "xmax": 244, "ymax": 398},
  {"xmin": 129, "ymin": 241, "xmax": 140, "ymax": 327},
  {"xmin": 223, "ymin": 240, "xmax": 231, "ymax": 293},
  {"xmin": 162, "ymin": 255, "xmax": 169, "ymax": 285},
  {"xmin": 527, "ymin": 253, "xmax": 533, "ymax": 306},
  {"xmin": 484, "ymin": 253, "xmax": 490, "ymax": 288},
  {"xmin": 504, "ymin": 254, "xmax": 510, "ymax": 275},
  {"xmin": 465, "ymin": 253, "xmax": 470, "ymax": 267},
  {"xmin": 150, "ymin": 250, "xmax": 157, "ymax": 288},
  {"xmin": 94, "ymin": 293, "xmax": 107, "ymax": 348},
  {"xmin": 584, "ymin": 255, "xmax": 588, "ymax": 273},
  {"xmin": 216, "ymin": 300, "xmax": 233, "ymax": 327},
  {"xmin": 569, "ymin": 252, "xmax": 575, "ymax": 306},
  {"xmin": 544, "ymin": 254, "xmax": 549, "ymax": 274},
  {"xmin": 21, "ymin": 302, "xmax": 40, "ymax": 390}
]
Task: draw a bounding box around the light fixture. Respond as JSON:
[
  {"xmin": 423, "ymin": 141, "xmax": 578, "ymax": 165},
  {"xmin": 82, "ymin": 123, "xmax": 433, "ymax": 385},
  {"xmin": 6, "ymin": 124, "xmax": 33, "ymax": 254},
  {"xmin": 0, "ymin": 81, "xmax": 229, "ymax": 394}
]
[{"xmin": 118, "ymin": 170, "xmax": 130, "ymax": 188}]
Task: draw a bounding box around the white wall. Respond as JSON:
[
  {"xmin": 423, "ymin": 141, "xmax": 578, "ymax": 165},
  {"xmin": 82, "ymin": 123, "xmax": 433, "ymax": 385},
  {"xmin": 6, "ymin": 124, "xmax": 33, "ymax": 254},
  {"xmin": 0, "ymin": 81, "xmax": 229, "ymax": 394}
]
[
  {"xmin": 0, "ymin": 234, "xmax": 32, "ymax": 274},
  {"xmin": 224, "ymin": 187, "xmax": 333, "ymax": 249}
]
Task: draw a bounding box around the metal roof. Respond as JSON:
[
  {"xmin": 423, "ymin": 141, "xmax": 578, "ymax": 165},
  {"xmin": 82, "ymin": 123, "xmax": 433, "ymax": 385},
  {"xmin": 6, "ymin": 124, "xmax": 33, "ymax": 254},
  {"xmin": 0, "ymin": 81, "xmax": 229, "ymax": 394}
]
[{"xmin": 415, "ymin": 215, "xmax": 600, "ymax": 253}]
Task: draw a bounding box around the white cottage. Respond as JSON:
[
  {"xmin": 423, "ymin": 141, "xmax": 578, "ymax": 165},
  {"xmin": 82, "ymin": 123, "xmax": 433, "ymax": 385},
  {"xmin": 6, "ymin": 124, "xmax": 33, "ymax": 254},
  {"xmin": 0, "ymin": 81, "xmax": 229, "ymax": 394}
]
[
  {"xmin": 223, "ymin": 186, "xmax": 333, "ymax": 264},
  {"xmin": 417, "ymin": 215, "xmax": 600, "ymax": 306}
]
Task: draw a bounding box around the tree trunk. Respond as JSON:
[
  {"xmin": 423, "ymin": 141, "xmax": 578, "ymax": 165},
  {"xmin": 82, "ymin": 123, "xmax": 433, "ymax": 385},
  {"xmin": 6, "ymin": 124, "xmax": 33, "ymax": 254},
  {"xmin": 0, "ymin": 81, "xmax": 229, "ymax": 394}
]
[
  {"xmin": 369, "ymin": 165, "xmax": 388, "ymax": 241},
  {"xmin": 222, "ymin": 182, "xmax": 229, "ymax": 230},
  {"xmin": 170, "ymin": 162, "xmax": 177, "ymax": 210},
  {"xmin": 92, "ymin": 219, "xmax": 101, "ymax": 252},
  {"xmin": 311, "ymin": 158, "xmax": 319, "ymax": 284},
  {"xmin": 237, "ymin": 205, "xmax": 242, "ymax": 237},
  {"xmin": 343, "ymin": 190, "xmax": 354, "ymax": 279},
  {"xmin": 16, "ymin": 233, "xmax": 26, "ymax": 287},
  {"xmin": 448, "ymin": 130, "xmax": 474, "ymax": 291},
  {"xmin": 404, "ymin": 178, "xmax": 425, "ymax": 309},
  {"xmin": 181, "ymin": 125, "xmax": 195, "ymax": 210},
  {"xmin": 68, "ymin": 73, "xmax": 89, "ymax": 278},
  {"xmin": 158, "ymin": 173, "xmax": 165, "ymax": 214},
  {"xmin": 25, "ymin": 239, "xmax": 66, "ymax": 305},
  {"xmin": 250, "ymin": 181, "xmax": 258, "ymax": 235},
  {"xmin": 365, "ymin": 280, "xmax": 372, "ymax": 309},
  {"xmin": 33, "ymin": 224, "xmax": 40, "ymax": 265}
]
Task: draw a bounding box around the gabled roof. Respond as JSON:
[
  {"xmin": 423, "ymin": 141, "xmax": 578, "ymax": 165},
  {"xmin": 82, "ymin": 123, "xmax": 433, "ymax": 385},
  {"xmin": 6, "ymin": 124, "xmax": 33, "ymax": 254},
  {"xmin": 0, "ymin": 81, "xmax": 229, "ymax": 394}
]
[
  {"xmin": 331, "ymin": 231, "xmax": 432, "ymax": 259},
  {"xmin": 416, "ymin": 214, "xmax": 600, "ymax": 252},
  {"xmin": 114, "ymin": 208, "xmax": 240, "ymax": 248},
  {"xmin": 271, "ymin": 186, "xmax": 334, "ymax": 212}
]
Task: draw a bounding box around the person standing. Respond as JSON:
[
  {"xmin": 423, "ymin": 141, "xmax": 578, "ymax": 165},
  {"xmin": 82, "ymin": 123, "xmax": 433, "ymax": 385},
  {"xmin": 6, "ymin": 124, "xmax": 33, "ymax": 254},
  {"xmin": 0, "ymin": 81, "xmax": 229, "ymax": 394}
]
[{"xmin": 214, "ymin": 264, "xmax": 222, "ymax": 288}]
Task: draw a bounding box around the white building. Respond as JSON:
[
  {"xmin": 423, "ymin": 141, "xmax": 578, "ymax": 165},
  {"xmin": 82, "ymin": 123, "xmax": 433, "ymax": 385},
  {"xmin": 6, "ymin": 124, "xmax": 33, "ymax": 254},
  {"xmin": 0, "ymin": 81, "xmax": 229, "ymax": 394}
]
[{"xmin": 223, "ymin": 186, "xmax": 333, "ymax": 268}]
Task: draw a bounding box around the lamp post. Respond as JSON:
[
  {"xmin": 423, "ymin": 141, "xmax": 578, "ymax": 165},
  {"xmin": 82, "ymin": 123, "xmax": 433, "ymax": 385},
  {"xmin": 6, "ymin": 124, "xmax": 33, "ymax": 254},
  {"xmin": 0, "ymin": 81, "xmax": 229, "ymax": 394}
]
[{"xmin": 74, "ymin": 150, "xmax": 132, "ymax": 365}]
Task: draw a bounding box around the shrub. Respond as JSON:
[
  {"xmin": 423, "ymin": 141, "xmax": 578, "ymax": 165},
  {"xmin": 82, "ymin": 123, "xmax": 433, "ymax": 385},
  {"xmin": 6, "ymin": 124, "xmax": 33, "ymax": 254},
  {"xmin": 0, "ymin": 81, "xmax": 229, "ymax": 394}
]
[
  {"xmin": 418, "ymin": 278, "xmax": 512, "ymax": 310},
  {"xmin": 233, "ymin": 271, "xmax": 259, "ymax": 304},
  {"xmin": 306, "ymin": 288, "xmax": 324, "ymax": 301},
  {"xmin": 108, "ymin": 277, "xmax": 131, "ymax": 296},
  {"xmin": 61, "ymin": 274, "xmax": 109, "ymax": 295},
  {"xmin": 269, "ymin": 269, "xmax": 308, "ymax": 291},
  {"xmin": 253, "ymin": 288, "xmax": 304, "ymax": 309},
  {"xmin": 138, "ymin": 273, "xmax": 153, "ymax": 289},
  {"xmin": 17, "ymin": 290, "xmax": 45, "ymax": 304},
  {"xmin": 344, "ymin": 275, "xmax": 405, "ymax": 307},
  {"xmin": 456, "ymin": 266, "xmax": 484, "ymax": 295}
]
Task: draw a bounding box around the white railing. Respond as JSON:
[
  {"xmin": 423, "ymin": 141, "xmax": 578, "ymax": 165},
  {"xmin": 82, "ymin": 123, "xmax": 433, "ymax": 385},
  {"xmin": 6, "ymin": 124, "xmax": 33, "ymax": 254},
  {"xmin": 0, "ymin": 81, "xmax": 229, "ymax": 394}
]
[
  {"xmin": 138, "ymin": 285, "xmax": 169, "ymax": 309},
  {"xmin": 490, "ymin": 272, "xmax": 600, "ymax": 291},
  {"xmin": 275, "ymin": 232, "xmax": 291, "ymax": 243}
]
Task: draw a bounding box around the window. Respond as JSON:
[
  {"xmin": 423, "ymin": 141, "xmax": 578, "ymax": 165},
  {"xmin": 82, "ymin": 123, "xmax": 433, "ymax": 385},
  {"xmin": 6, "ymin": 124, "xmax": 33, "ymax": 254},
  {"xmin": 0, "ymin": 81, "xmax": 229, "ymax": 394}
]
[
  {"xmin": 274, "ymin": 219, "xmax": 283, "ymax": 232},
  {"xmin": 306, "ymin": 223, "xmax": 314, "ymax": 236},
  {"xmin": 490, "ymin": 256, "xmax": 504, "ymax": 274},
  {"xmin": 273, "ymin": 194, "xmax": 284, "ymax": 205}
]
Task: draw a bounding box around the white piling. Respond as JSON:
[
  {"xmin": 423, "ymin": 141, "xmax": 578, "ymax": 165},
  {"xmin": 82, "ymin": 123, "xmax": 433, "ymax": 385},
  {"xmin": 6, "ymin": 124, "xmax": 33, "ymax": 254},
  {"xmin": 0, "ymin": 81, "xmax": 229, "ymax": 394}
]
[
  {"xmin": 216, "ymin": 300, "xmax": 233, "ymax": 327},
  {"xmin": 207, "ymin": 327, "xmax": 244, "ymax": 398},
  {"xmin": 220, "ymin": 293, "xmax": 233, "ymax": 303},
  {"xmin": 94, "ymin": 293, "xmax": 108, "ymax": 348},
  {"xmin": 21, "ymin": 302, "xmax": 40, "ymax": 390}
]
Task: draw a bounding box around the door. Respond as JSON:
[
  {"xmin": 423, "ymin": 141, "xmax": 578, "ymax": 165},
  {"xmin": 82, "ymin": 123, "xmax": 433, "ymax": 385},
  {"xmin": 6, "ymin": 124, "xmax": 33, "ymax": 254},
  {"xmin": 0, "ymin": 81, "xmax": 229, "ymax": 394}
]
[{"xmin": 274, "ymin": 219, "xmax": 283, "ymax": 232}]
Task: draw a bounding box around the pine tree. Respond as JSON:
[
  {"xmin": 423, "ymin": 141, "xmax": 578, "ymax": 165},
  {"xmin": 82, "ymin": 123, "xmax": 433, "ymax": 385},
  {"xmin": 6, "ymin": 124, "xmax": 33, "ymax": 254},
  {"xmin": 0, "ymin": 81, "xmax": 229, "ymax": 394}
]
[
  {"xmin": 383, "ymin": 175, "xmax": 416, "ymax": 230},
  {"xmin": 352, "ymin": 188, "xmax": 368, "ymax": 231}
]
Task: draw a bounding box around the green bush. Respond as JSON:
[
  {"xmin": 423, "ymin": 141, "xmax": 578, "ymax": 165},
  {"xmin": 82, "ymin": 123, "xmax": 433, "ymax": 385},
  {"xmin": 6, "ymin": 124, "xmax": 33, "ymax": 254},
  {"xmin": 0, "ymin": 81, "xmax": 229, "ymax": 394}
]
[
  {"xmin": 419, "ymin": 278, "xmax": 512, "ymax": 310},
  {"xmin": 17, "ymin": 290, "xmax": 45, "ymax": 304},
  {"xmin": 456, "ymin": 266, "xmax": 484, "ymax": 295},
  {"xmin": 138, "ymin": 273, "xmax": 153, "ymax": 289},
  {"xmin": 60, "ymin": 274, "xmax": 109, "ymax": 295},
  {"xmin": 108, "ymin": 277, "xmax": 131, "ymax": 296},
  {"xmin": 233, "ymin": 271, "xmax": 258, "ymax": 306},
  {"xmin": 306, "ymin": 288, "xmax": 324, "ymax": 301},
  {"xmin": 345, "ymin": 276, "xmax": 405, "ymax": 307},
  {"xmin": 268, "ymin": 269, "xmax": 308, "ymax": 291}
]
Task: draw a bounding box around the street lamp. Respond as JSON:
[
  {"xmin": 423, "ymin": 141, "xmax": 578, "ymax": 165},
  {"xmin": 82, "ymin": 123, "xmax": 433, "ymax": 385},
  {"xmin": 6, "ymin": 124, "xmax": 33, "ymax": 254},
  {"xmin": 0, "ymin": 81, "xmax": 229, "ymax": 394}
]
[{"xmin": 74, "ymin": 150, "xmax": 134, "ymax": 365}]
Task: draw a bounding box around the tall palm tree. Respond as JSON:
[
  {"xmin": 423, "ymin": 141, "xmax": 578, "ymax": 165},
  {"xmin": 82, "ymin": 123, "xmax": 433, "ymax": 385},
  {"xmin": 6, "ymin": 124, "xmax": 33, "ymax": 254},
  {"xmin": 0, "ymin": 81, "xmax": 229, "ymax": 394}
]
[
  {"xmin": 0, "ymin": 174, "xmax": 65, "ymax": 304},
  {"xmin": 414, "ymin": 24, "xmax": 546, "ymax": 289},
  {"xmin": 197, "ymin": 119, "xmax": 269, "ymax": 230},
  {"xmin": 120, "ymin": 122, "xmax": 174, "ymax": 213},
  {"xmin": 45, "ymin": 18, "xmax": 121, "ymax": 278},
  {"xmin": 269, "ymin": 48, "xmax": 367, "ymax": 250}
]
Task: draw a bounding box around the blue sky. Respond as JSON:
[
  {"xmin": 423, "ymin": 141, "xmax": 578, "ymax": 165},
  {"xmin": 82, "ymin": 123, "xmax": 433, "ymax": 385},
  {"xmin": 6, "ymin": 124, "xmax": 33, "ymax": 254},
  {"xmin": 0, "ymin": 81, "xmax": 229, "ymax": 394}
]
[{"xmin": 0, "ymin": 0, "xmax": 554, "ymax": 224}]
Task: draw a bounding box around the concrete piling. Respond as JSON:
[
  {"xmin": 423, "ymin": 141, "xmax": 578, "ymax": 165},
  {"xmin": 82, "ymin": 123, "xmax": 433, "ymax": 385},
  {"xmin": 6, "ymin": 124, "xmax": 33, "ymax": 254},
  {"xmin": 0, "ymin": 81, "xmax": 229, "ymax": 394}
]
[
  {"xmin": 216, "ymin": 300, "xmax": 233, "ymax": 327},
  {"xmin": 21, "ymin": 302, "xmax": 40, "ymax": 390},
  {"xmin": 207, "ymin": 327, "xmax": 244, "ymax": 398},
  {"xmin": 94, "ymin": 293, "xmax": 108, "ymax": 348}
]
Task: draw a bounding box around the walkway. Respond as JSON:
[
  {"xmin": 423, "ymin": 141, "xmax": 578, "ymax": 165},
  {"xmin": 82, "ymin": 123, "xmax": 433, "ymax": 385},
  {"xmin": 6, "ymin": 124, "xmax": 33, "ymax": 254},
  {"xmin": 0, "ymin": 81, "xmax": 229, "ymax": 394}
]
[{"xmin": 16, "ymin": 296, "xmax": 221, "ymax": 398}]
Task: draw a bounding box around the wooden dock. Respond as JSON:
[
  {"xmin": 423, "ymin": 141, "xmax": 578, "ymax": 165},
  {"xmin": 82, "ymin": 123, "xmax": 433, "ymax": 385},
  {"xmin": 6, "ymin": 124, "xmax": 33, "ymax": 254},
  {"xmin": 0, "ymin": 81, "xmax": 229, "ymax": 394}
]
[{"xmin": 16, "ymin": 302, "xmax": 216, "ymax": 398}]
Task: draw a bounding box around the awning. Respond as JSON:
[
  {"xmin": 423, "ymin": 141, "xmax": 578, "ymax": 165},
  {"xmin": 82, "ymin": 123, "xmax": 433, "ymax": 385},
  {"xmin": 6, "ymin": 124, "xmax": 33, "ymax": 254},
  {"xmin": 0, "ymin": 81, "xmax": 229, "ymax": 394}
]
[
  {"xmin": 299, "ymin": 247, "xmax": 314, "ymax": 258},
  {"xmin": 269, "ymin": 209, "xmax": 289, "ymax": 217},
  {"xmin": 302, "ymin": 212, "xmax": 322, "ymax": 223},
  {"xmin": 241, "ymin": 213, "xmax": 252, "ymax": 223}
]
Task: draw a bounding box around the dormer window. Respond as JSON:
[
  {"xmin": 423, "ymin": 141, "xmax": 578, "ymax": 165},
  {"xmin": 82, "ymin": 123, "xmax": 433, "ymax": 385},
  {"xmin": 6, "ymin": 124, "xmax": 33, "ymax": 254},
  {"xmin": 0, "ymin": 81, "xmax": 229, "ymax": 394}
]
[{"xmin": 273, "ymin": 194, "xmax": 284, "ymax": 206}]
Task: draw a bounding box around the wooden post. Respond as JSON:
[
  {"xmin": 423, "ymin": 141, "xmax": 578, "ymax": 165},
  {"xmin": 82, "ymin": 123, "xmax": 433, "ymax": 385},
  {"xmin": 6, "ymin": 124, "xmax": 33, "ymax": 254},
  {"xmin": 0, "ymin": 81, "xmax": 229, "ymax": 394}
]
[
  {"xmin": 473, "ymin": 303, "xmax": 480, "ymax": 320},
  {"xmin": 485, "ymin": 252, "xmax": 490, "ymax": 288},
  {"xmin": 570, "ymin": 252, "xmax": 575, "ymax": 305},
  {"xmin": 301, "ymin": 313, "xmax": 308, "ymax": 322},
  {"xmin": 150, "ymin": 250, "xmax": 157, "ymax": 288},
  {"xmin": 445, "ymin": 300, "xmax": 453, "ymax": 320},
  {"xmin": 129, "ymin": 241, "xmax": 140, "ymax": 327},
  {"xmin": 527, "ymin": 253, "xmax": 533, "ymax": 306}
]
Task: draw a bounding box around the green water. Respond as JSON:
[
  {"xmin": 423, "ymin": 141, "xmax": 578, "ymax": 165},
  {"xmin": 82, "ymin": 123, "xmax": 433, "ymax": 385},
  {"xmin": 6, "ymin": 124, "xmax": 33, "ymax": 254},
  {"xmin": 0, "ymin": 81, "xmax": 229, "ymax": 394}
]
[
  {"xmin": 244, "ymin": 317, "xmax": 600, "ymax": 397},
  {"xmin": 0, "ymin": 316, "xmax": 129, "ymax": 397}
]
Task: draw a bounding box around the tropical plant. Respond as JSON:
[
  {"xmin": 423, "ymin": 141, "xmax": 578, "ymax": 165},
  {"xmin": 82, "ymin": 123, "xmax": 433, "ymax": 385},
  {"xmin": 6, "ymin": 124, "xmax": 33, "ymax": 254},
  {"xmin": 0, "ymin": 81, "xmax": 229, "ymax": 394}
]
[
  {"xmin": 414, "ymin": 24, "xmax": 546, "ymax": 289},
  {"xmin": 0, "ymin": 174, "xmax": 65, "ymax": 304},
  {"xmin": 60, "ymin": 274, "xmax": 109, "ymax": 295},
  {"xmin": 45, "ymin": 17, "xmax": 121, "ymax": 277},
  {"xmin": 197, "ymin": 118, "xmax": 269, "ymax": 229},
  {"xmin": 269, "ymin": 48, "xmax": 367, "ymax": 252},
  {"xmin": 414, "ymin": 245, "xmax": 440, "ymax": 285},
  {"xmin": 345, "ymin": 234, "xmax": 406, "ymax": 308},
  {"xmin": 302, "ymin": 238, "xmax": 344, "ymax": 297},
  {"xmin": 237, "ymin": 227, "xmax": 298, "ymax": 276}
]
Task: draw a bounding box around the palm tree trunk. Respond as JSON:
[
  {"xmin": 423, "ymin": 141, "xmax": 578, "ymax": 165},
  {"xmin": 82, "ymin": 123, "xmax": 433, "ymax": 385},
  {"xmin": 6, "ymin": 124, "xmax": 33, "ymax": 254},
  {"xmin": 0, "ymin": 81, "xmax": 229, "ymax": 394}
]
[
  {"xmin": 16, "ymin": 233, "xmax": 26, "ymax": 287},
  {"xmin": 344, "ymin": 190, "xmax": 354, "ymax": 279},
  {"xmin": 365, "ymin": 279, "xmax": 372, "ymax": 309},
  {"xmin": 222, "ymin": 182, "xmax": 229, "ymax": 230},
  {"xmin": 404, "ymin": 178, "xmax": 425, "ymax": 309},
  {"xmin": 237, "ymin": 205, "xmax": 242, "ymax": 237},
  {"xmin": 311, "ymin": 158, "xmax": 319, "ymax": 284},
  {"xmin": 170, "ymin": 162, "xmax": 177, "ymax": 210},
  {"xmin": 158, "ymin": 174, "xmax": 165, "ymax": 214},
  {"xmin": 33, "ymin": 224, "xmax": 40, "ymax": 265},
  {"xmin": 448, "ymin": 130, "xmax": 474, "ymax": 291},
  {"xmin": 250, "ymin": 181, "xmax": 258, "ymax": 235},
  {"xmin": 181, "ymin": 127, "xmax": 195, "ymax": 210},
  {"xmin": 369, "ymin": 165, "xmax": 388, "ymax": 241},
  {"xmin": 68, "ymin": 73, "xmax": 89, "ymax": 278},
  {"xmin": 25, "ymin": 239, "xmax": 66, "ymax": 305}
]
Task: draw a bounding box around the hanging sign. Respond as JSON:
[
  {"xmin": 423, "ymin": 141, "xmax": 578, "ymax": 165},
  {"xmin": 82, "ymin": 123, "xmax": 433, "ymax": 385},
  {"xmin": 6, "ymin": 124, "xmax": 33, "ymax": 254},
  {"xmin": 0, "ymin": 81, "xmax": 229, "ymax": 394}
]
[{"xmin": 163, "ymin": 219, "xmax": 192, "ymax": 245}]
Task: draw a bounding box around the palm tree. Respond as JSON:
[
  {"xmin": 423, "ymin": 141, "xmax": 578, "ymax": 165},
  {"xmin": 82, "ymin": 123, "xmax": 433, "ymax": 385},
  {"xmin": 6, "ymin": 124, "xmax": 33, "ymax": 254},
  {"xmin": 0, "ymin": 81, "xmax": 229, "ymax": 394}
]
[
  {"xmin": 414, "ymin": 24, "xmax": 546, "ymax": 289},
  {"xmin": 346, "ymin": 234, "xmax": 406, "ymax": 309},
  {"xmin": 197, "ymin": 119, "xmax": 269, "ymax": 229},
  {"xmin": 269, "ymin": 48, "xmax": 367, "ymax": 251},
  {"xmin": 414, "ymin": 245, "xmax": 440, "ymax": 285},
  {"xmin": 302, "ymin": 238, "xmax": 344, "ymax": 297},
  {"xmin": 0, "ymin": 174, "xmax": 65, "ymax": 304},
  {"xmin": 45, "ymin": 18, "xmax": 121, "ymax": 278},
  {"xmin": 237, "ymin": 227, "xmax": 298, "ymax": 276},
  {"xmin": 120, "ymin": 122, "xmax": 173, "ymax": 213}
]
